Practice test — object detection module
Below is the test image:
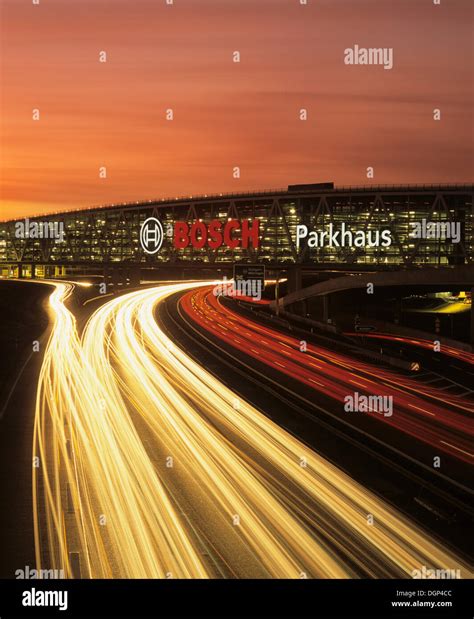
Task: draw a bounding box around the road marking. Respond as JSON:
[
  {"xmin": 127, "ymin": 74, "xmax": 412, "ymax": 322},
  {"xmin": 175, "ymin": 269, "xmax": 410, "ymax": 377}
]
[
  {"xmin": 407, "ymin": 403, "xmax": 435, "ymax": 417},
  {"xmin": 349, "ymin": 379, "xmax": 369, "ymax": 388},
  {"xmin": 439, "ymin": 441, "xmax": 473, "ymax": 458},
  {"xmin": 83, "ymin": 293, "xmax": 113, "ymax": 306},
  {"xmin": 308, "ymin": 378, "xmax": 325, "ymax": 387}
]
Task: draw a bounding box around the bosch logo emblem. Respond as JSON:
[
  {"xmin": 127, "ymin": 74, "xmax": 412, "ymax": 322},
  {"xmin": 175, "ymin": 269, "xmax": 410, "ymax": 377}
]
[{"xmin": 140, "ymin": 217, "xmax": 164, "ymax": 255}]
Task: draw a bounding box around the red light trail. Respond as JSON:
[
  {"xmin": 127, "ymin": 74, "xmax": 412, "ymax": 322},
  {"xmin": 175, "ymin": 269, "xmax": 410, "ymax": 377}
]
[{"xmin": 180, "ymin": 287, "xmax": 474, "ymax": 464}]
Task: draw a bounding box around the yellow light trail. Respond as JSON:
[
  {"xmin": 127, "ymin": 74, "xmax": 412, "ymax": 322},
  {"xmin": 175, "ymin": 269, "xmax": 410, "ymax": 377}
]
[
  {"xmin": 33, "ymin": 282, "xmax": 207, "ymax": 579},
  {"xmin": 33, "ymin": 281, "xmax": 472, "ymax": 579}
]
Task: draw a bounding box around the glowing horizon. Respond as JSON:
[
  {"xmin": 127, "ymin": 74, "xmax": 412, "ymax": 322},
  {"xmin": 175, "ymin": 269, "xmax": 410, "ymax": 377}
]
[{"xmin": 1, "ymin": 0, "xmax": 473, "ymax": 220}]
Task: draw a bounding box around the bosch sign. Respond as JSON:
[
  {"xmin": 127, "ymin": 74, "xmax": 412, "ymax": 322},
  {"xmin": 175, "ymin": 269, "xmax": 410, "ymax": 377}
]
[
  {"xmin": 173, "ymin": 218, "xmax": 260, "ymax": 249},
  {"xmin": 140, "ymin": 217, "xmax": 164, "ymax": 255}
]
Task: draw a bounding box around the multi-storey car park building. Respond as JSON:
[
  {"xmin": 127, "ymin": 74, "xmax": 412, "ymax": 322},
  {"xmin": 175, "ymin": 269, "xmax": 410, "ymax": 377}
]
[{"xmin": 0, "ymin": 183, "xmax": 473, "ymax": 281}]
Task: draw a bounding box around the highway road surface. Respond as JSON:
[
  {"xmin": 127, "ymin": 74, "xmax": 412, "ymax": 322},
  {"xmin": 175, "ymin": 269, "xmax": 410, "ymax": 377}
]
[
  {"xmin": 32, "ymin": 281, "xmax": 472, "ymax": 579},
  {"xmin": 179, "ymin": 288, "xmax": 474, "ymax": 463}
]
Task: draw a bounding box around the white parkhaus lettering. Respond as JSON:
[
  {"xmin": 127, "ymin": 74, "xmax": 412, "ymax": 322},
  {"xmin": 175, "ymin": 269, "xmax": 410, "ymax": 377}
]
[{"xmin": 296, "ymin": 223, "xmax": 392, "ymax": 249}]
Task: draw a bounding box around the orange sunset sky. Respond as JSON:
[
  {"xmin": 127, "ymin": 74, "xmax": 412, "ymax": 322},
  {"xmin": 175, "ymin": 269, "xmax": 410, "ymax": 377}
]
[{"xmin": 0, "ymin": 0, "xmax": 473, "ymax": 220}]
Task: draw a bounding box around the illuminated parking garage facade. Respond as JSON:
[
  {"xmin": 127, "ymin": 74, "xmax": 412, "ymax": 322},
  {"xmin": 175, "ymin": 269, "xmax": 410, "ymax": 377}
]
[{"xmin": 0, "ymin": 183, "xmax": 472, "ymax": 277}]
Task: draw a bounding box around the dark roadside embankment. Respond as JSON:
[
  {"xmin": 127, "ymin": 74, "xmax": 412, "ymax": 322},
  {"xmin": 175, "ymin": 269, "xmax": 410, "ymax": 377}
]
[{"xmin": 0, "ymin": 281, "xmax": 52, "ymax": 578}]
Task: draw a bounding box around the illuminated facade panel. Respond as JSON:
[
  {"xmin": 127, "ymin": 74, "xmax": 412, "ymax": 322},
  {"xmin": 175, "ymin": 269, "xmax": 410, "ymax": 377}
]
[{"xmin": 0, "ymin": 184, "xmax": 472, "ymax": 268}]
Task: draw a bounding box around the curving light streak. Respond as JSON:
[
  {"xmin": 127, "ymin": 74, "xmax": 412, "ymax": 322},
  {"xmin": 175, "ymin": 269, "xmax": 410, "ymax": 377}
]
[
  {"xmin": 180, "ymin": 288, "xmax": 474, "ymax": 463},
  {"xmin": 33, "ymin": 282, "xmax": 472, "ymax": 579},
  {"xmin": 33, "ymin": 282, "xmax": 208, "ymax": 579}
]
